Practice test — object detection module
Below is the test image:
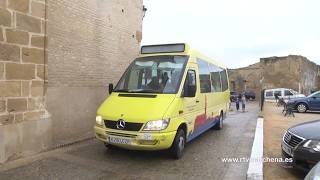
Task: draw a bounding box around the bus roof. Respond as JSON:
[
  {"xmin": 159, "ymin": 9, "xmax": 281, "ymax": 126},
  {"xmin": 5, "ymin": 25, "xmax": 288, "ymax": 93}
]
[{"xmin": 139, "ymin": 43, "xmax": 227, "ymax": 69}]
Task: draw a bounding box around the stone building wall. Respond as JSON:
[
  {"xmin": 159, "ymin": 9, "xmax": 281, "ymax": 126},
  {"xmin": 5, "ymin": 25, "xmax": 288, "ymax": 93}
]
[
  {"xmin": 0, "ymin": 0, "xmax": 48, "ymax": 162},
  {"xmin": 228, "ymin": 62, "xmax": 261, "ymax": 98},
  {"xmin": 46, "ymin": 0, "xmax": 143, "ymax": 146},
  {"xmin": 229, "ymin": 55, "xmax": 320, "ymax": 99},
  {"xmin": 0, "ymin": 0, "xmax": 143, "ymax": 163}
]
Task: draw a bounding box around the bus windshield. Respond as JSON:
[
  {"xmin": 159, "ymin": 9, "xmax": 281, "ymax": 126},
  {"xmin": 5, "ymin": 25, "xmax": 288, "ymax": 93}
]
[{"xmin": 114, "ymin": 55, "xmax": 188, "ymax": 94}]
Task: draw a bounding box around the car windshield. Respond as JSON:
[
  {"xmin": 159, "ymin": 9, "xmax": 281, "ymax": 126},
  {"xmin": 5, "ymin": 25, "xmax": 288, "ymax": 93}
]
[
  {"xmin": 308, "ymin": 91, "xmax": 320, "ymax": 97},
  {"xmin": 114, "ymin": 55, "xmax": 188, "ymax": 94}
]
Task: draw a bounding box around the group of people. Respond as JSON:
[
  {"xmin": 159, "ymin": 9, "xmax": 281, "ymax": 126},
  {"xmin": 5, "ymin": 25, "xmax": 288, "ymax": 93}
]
[{"xmin": 235, "ymin": 93, "xmax": 246, "ymax": 112}]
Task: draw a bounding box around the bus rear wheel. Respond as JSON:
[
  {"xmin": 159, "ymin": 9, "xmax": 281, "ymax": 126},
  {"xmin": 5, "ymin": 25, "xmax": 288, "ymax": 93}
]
[{"xmin": 214, "ymin": 113, "xmax": 223, "ymax": 130}]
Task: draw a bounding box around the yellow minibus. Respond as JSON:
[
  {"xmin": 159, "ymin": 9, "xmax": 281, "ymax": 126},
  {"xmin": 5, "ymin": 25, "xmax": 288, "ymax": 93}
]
[{"xmin": 94, "ymin": 43, "xmax": 230, "ymax": 158}]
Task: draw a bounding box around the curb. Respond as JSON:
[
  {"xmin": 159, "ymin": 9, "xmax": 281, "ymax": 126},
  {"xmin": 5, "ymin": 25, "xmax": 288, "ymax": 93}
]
[{"xmin": 247, "ymin": 117, "xmax": 264, "ymax": 180}]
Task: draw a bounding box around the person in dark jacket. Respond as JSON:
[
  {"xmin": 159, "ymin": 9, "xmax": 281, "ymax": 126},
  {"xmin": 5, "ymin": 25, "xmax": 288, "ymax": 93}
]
[
  {"xmin": 235, "ymin": 93, "xmax": 241, "ymax": 111},
  {"xmin": 235, "ymin": 97, "xmax": 240, "ymax": 111},
  {"xmin": 275, "ymin": 93, "xmax": 279, "ymax": 103}
]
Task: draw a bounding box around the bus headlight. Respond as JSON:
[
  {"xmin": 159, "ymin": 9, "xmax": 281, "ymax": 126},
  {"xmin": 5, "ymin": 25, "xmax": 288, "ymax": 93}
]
[
  {"xmin": 143, "ymin": 119, "xmax": 170, "ymax": 131},
  {"xmin": 303, "ymin": 140, "xmax": 320, "ymax": 152},
  {"xmin": 96, "ymin": 116, "xmax": 103, "ymax": 126}
]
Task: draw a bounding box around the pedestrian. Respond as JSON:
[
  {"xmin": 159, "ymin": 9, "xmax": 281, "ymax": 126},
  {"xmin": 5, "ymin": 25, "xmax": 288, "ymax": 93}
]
[
  {"xmin": 235, "ymin": 97, "xmax": 240, "ymax": 111},
  {"xmin": 236, "ymin": 93, "xmax": 241, "ymax": 111},
  {"xmin": 241, "ymin": 94, "xmax": 246, "ymax": 112},
  {"xmin": 275, "ymin": 93, "xmax": 279, "ymax": 103}
]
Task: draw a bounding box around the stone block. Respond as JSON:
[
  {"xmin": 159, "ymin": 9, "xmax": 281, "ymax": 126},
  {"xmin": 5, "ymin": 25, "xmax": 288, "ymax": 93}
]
[
  {"xmin": 0, "ymin": 8, "xmax": 11, "ymax": 27},
  {"xmin": 31, "ymin": 35, "xmax": 45, "ymax": 48},
  {"xmin": 0, "ymin": 100, "xmax": 5, "ymax": 112},
  {"xmin": 7, "ymin": 98, "xmax": 27, "ymax": 112},
  {"xmin": 0, "ymin": 43, "xmax": 20, "ymax": 62},
  {"xmin": 31, "ymin": 1, "xmax": 45, "ymax": 19},
  {"xmin": 0, "ymin": 27, "xmax": 3, "ymax": 41},
  {"xmin": 36, "ymin": 65, "xmax": 47, "ymax": 80},
  {"xmin": 0, "ymin": 114, "xmax": 14, "ymax": 125},
  {"xmin": 28, "ymin": 97, "xmax": 43, "ymax": 110},
  {"xmin": 22, "ymin": 48, "xmax": 45, "ymax": 64},
  {"xmin": 22, "ymin": 81, "xmax": 30, "ymax": 97},
  {"xmin": 6, "ymin": 29, "xmax": 29, "ymax": 45},
  {"xmin": 0, "ymin": 81, "xmax": 21, "ymax": 97},
  {"xmin": 0, "ymin": 0, "xmax": 6, "ymax": 7},
  {"xmin": 16, "ymin": 13, "xmax": 41, "ymax": 33},
  {"xmin": 8, "ymin": 0, "xmax": 29, "ymax": 13},
  {"xmin": 6, "ymin": 63, "xmax": 35, "ymax": 80},
  {"xmin": 41, "ymin": 20, "xmax": 46, "ymax": 34},
  {"xmin": 31, "ymin": 80, "xmax": 44, "ymax": 97},
  {"xmin": 24, "ymin": 111, "xmax": 43, "ymax": 121},
  {"xmin": 0, "ymin": 62, "xmax": 4, "ymax": 79},
  {"xmin": 14, "ymin": 113, "xmax": 23, "ymax": 123},
  {"xmin": 136, "ymin": 30, "xmax": 142, "ymax": 42}
]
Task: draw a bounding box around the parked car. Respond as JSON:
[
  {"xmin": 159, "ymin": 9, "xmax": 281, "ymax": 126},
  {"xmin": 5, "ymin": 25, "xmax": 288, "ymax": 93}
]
[
  {"xmin": 230, "ymin": 91, "xmax": 238, "ymax": 102},
  {"xmin": 286, "ymin": 91, "xmax": 320, "ymax": 113},
  {"xmin": 305, "ymin": 162, "xmax": 320, "ymax": 180},
  {"xmin": 281, "ymin": 120, "xmax": 320, "ymax": 172},
  {"xmin": 244, "ymin": 91, "xmax": 256, "ymax": 100},
  {"xmin": 264, "ymin": 88, "xmax": 305, "ymax": 102}
]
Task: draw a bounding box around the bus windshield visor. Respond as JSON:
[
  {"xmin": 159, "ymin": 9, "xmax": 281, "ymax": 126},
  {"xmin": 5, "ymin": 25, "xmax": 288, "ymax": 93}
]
[{"xmin": 114, "ymin": 56, "xmax": 188, "ymax": 94}]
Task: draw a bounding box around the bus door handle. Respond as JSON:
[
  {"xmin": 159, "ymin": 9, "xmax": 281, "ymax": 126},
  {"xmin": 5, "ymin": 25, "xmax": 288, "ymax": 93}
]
[{"xmin": 196, "ymin": 100, "xmax": 200, "ymax": 103}]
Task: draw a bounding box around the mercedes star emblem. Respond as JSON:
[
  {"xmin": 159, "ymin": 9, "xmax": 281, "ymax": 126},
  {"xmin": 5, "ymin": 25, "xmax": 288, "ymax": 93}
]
[{"xmin": 116, "ymin": 119, "xmax": 126, "ymax": 129}]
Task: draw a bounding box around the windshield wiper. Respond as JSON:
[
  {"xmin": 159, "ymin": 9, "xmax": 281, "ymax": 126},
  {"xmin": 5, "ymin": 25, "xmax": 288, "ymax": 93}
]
[
  {"xmin": 129, "ymin": 89, "xmax": 161, "ymax": 93},
  {"xmin": 114, "ymin": 89, "xmax": 162, "ymax": 93},
  {"xmin": 113, "ymin": 89, "xmax": 130, "ymax": 93}
]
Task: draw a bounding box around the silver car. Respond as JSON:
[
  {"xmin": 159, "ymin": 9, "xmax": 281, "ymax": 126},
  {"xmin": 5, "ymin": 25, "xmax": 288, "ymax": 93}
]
[{"xmin": 305, "ymin": 162, "xmax": 320, "ymax": 180}]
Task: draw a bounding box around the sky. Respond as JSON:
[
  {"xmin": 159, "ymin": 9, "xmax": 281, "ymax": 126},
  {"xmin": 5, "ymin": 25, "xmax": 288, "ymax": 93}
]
[{"xmin": 141, "ymin": 0, "xmax": 320, "ymax": 68}]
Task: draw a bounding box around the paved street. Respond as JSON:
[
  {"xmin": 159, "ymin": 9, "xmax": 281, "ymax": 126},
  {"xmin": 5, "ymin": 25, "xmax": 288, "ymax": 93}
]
[{"xmin": 0, "ymin": 103, "xmax": 259, "ymax": 180}]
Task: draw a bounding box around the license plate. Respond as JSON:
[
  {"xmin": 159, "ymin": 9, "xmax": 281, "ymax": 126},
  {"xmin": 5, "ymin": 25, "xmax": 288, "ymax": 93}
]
[
  {"xmin": 282, "ymin": 142, "xmax": 293, "ymax": 156},
  {"xmin": 108, "ymin": 137, "xmax": 131, "ymax": 144}
]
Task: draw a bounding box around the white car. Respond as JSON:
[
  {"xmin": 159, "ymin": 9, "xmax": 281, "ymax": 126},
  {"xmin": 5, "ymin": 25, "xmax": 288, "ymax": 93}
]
[{"xmin": 264, "ymin": 88, "xmax": 305, "ymax": 102}]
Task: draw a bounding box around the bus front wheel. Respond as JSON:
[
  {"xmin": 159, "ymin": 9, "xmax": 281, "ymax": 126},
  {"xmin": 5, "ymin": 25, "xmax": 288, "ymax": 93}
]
[{"xmin": 170, "ymin": 129, "xmax": 186, "ymax": 159}]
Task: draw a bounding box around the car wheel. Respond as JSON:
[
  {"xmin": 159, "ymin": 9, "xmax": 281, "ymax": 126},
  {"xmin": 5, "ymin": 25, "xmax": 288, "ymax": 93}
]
[
  {"xmin": 297, "ymin": 103, "xmax": 307, "ymax": 113},
  {"xmin": 214, "ymin": 113, "xmax": 223, "ymax": 130},
  {"xmin": 170, "ymin": 129, "xmax": 186, "ymax": 159}
]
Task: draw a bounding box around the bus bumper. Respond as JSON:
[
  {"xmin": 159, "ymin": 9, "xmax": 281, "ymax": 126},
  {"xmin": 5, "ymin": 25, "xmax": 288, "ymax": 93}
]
[{"xmin": 94, "ymin": 126, "xmax": 176, "ymax": 150}]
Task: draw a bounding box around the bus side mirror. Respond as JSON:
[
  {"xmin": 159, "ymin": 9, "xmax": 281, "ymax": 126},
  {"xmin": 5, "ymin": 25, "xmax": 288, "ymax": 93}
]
[{"xmin": 108, "ymin": 83, "xmax": 114, "ymax": 94}]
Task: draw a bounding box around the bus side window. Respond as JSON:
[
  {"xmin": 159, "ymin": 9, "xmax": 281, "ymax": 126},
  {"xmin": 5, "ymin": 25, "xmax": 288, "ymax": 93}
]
[
  {"xmin": 197, "ymin": 59, "xmax": 211, "ymax": 93},
  {"xmin": 220, "ymin": 69, "xmax": 228, "ymax": 91},
  {"xmin": 209, "ymin": 64, "xmax": 222, "ymax": 92}
]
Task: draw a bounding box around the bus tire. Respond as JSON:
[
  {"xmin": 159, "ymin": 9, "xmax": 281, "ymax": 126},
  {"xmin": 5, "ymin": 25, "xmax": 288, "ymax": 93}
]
[
  {"xmin": 170, "ymin": 129, "xmax": 186, "ymax": 159},
  {"xmin": 214, "ymin": 112, "xmax": 223, "ymax": 130}
]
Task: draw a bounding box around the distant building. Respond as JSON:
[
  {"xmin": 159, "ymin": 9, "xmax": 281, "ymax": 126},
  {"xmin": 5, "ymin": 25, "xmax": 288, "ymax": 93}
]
[{"xmin": 229, "ymin": 55, "xmax": 320, "ymax": 99}]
